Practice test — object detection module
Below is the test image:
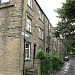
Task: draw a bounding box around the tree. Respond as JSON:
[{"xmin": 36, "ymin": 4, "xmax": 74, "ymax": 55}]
[{"xmin": 55, "ymin": 0, "xmax": 75, "ymax": 54}]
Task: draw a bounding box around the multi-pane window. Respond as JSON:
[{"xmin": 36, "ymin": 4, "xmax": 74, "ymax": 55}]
[
  {"xmin": 25, "ymin": 43, "xmax": 30, "ymax": 59},
  {"xmin": 28, "ymin": 0, "xmax": 32, "ymax": 8},
  {"xmin": 26, "ymin": 17, "xmax": 32, "ymax": 32},
  {"xmin": 39, "ymin": 9, "xmax": 44, "ymax": 21},
  {"xmin": 39, "ymin": 27, "xmax": 43, "ymax": 40},
  {"xmin": 0, "ymin": 0, "xmax": 9, "ymax": 3}
]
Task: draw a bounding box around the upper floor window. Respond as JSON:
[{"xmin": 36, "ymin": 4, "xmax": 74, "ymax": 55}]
[
  {"xmin": 26, "ymin": 16, "xmax": 32, "ymax": 32},
  {"xmin": 39, "ymin": 9, "xmax": 44, "ymax": 21},
  {"xmin": 0, "ymin": 0, "xmax": 9, "ymax": 4},
  {"xmin": 39, "ymin": 27, "xmax": 43, "ymax": 40},
  {"xmin": 28, "ymin": 0, "xmax": 32, "ymax": 8},
  {"xmin": 25, "ymin": 43, "xmax": 31, "ymax": 60},
  {"xmin": 49, "ymin": 24, "xmax": 50, "ymax": 30}
]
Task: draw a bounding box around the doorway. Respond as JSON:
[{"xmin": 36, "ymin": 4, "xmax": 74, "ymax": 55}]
[{"xmin": 33, "ymin": 44, "xmax": 36, "ymax": 66}]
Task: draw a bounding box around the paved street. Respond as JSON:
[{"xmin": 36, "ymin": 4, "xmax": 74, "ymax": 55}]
[{"xmin": 54, "ymin": 57, "xmax": 75, "ymax": 75}]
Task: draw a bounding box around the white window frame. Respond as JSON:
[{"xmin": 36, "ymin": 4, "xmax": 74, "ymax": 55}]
[
  {"xmin": 28, "ymin": 0, "xmax": 32, "ymax": 8},
  {"xmin": 39, "ymin": 27, "xmax": 43, "ymax": 40},
  {"xmin": 39, "ymin": 10, "xmax": 41, "ymax": 19},
  {"xmin": 1, "ymin": 0, "xmax": 9, "ymax": 3},
  {"xmin": 26, "ymin": 17, "xmax": 32, "ymax": 32},
  {"xmin": 25, "ymin": 43, "xmax": 30, "ymax": 60},
  {"xmin": 39, "ymin": 9, "xmax": 44, "ymax": 21}
]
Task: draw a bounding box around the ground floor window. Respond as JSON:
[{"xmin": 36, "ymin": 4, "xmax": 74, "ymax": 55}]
[{"xmin": 25, "ymin": 43, "xmax": 31, "ymax": 60}]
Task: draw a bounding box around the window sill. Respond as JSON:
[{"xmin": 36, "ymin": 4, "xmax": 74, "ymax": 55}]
[
  {"xmin": 0, "ymin": 3, "xmax": 15, "ymax": 9},
  {"xmin": 39, "ymin": 18, "xmax": 44, "ymax": 24},
  {"xmin": 39, "ymin": 37, "xmax": 43, "ymax": 41},
  {"xmin": 25, "ymin": 59, "xmax": 31, "ymax": 61},
  {"xmin": 27, "ymin": 4, "xmax": 33, "ymax": 11}
]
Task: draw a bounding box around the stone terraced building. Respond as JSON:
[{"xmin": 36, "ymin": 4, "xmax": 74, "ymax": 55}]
[{"xmin": 0, "ymin": 0, "xmax": 65, "ymax": 75}]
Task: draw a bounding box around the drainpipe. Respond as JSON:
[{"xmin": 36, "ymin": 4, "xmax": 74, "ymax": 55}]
[
  {"xmin": 21, "ymin": 0, "xmax": 25, "ymax": 75},
  {"xmin": 47, "ymin": 20, "xmax": 51, "ymax": 53},
  {"xmin": 23, "ymin": 38, "xmax": 26, "ymax": 75},
  {"xmin": 48, "ymin": 20, "xmax": 50, "ymax": 53},
  {"xmin": 44, "ymin": 15, "xmax": 46, "ymax": 52}
]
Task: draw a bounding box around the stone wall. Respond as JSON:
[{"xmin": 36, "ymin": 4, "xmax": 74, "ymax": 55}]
[{"xmin": 0, "ymin": 0, "xmax": 23, "ymax": 75}]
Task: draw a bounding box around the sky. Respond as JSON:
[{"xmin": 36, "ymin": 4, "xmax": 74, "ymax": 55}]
[{"xmin": 37, "ymin": 0, "xmax": 65, "ymax": 27}]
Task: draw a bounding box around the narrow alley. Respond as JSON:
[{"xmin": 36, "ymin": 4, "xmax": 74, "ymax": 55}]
[{"xmin": 54, "ymin": 57, "xmax": 75, "ymax": 75}]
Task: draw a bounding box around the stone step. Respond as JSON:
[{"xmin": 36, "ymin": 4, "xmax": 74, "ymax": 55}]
[
  {"xmin": 26, "ymin": 68, "xmax": 34, "ymax": 75},
  {"xmin": 26, "ymin": 72, "xmax": 34, "ymax": 75}
]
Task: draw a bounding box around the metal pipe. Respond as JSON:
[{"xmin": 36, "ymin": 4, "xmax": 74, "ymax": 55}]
[
  {"xmin": 23, "ymin": 38, "xmax": 26, "ymax": 75},
  {"xmin": 21, "ymin": 0, "xmax": 25, "ymax": 74}
]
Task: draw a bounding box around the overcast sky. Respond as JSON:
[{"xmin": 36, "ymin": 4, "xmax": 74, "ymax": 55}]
[{"xmin": 37, "ymin": 0, "xmax": 65, "ymax": 27}]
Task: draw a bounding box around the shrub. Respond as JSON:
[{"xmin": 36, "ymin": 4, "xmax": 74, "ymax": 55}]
[
  {"xmin": 36, "ymin": 50, "xmax": 45, "ymax": 59},
  {"xmin": 51, "ymin": 56, "xmax": 64, "ymax": 70},
  {"xmin": 36, "ymin": 50, "xmax": 52, "ymax": 75},
  {"xmin": 36, "ymin": 50, "xmax": 64, "ymax": 75}
]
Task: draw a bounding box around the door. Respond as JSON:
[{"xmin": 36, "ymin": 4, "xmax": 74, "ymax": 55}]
[{"xmin": 33, "ymin": 44, "xmax": 36, "ymax": 66}]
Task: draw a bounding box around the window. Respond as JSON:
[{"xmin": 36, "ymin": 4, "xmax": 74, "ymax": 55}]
[
  {"xmin": 1, "ymin": 0, "xmax": 9, "ymax": 3},
  {"xmin": 39, "ymin": 27, "xmax": 43, "ymax": 39},
  {"xmin": 36, "ymin": 4, "xmax": 38, "ymax": 12},
  {"xmin": 49, "ymin": 24, "xmax": 50, "ymax": 30},
  {"xmin": 41, "ymin": 14, "xmax": 44, "ymax": 21},
  {"xmin": 39, "ymin": 10, "xmax": 41, "ymax": 19},
  {"xmin": 26, "ymin": 17, "xmax": 32, "ymax": 32},
  {"xmin": 28, "ymin": 0, "xmax": 32, "ymax": 8},
  {"xmin": 39, "ymin": 9, "xmax": 44, "ymax": 21},
  {"xmin": 25, "ymin": 43, "xmax": 30, "ymax": 59}
]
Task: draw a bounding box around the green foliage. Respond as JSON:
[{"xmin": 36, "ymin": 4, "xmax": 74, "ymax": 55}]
[
  {"xmin": 56, "ymin": 0, "xmax": 75, "ymax": 22},
  {"xmin": 55, "ymin": 0, "xmax": 75, "ymax": 53},
  {"xmin": 64, "ymin": 0, "xmax": 75, "ymax": 22},
  {"xmin": 66, "ymin": 34, "xmax": 75, "ymax": 49},
  {"xmin": 36, "ymin": 50, "xmax": 52, "ymax": 75},
  {"xmin": 36, "ymin": 50, "xmax": 45, "ymax": 59},
  {"xmin": 53, "ymin": 31, "xmax": 60, "ymax": 38},
  {"xmin": 51, "ymin": 56, "xmax": 64, "ymax": 70},
  {"xmin": 55, "ymin": 0, "xmax": 75, "ymax": 35},
  {"xmin": 36, "ymin": 50, "xmax": 64, "ymax": 75}
]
